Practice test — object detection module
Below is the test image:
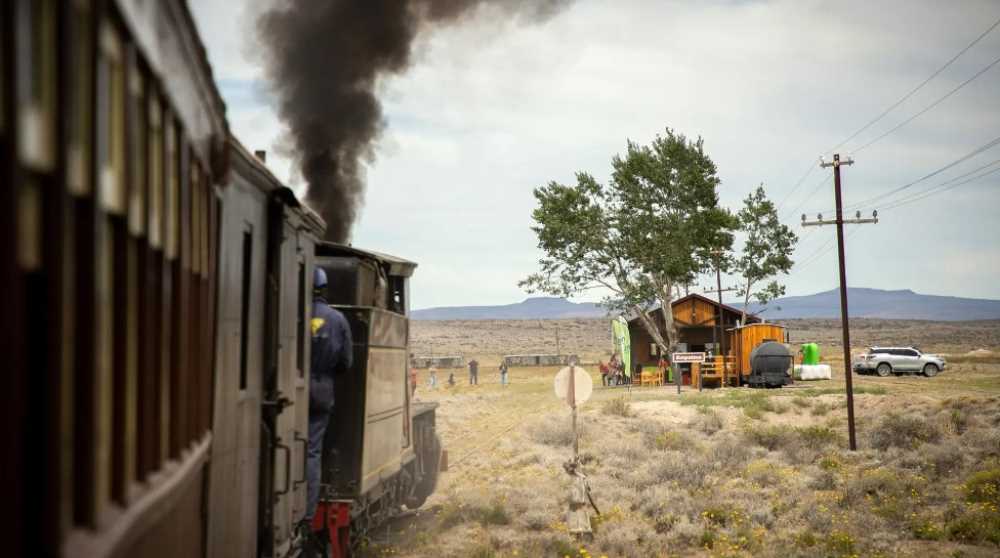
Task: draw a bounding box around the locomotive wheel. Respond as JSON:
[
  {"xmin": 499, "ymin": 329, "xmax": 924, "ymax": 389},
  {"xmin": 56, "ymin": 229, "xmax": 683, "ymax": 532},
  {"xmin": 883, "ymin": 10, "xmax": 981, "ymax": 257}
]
[{"xmin": 876, "ymin": 363, "xmax": 892, "ymax": 377}]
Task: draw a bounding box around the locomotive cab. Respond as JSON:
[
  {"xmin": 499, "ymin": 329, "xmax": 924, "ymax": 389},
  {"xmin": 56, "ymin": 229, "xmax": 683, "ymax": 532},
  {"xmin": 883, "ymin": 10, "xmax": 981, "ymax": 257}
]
[{"xmin": 313, "ymin": 243, "xmax": 441, "ymax": 541}]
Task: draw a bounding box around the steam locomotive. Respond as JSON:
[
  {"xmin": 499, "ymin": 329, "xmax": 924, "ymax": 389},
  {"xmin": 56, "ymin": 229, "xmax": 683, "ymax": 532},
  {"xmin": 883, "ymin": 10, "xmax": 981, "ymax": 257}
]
[{"xmin": 1, "ymin": 1, "xmax": 440, "ymax": 557}]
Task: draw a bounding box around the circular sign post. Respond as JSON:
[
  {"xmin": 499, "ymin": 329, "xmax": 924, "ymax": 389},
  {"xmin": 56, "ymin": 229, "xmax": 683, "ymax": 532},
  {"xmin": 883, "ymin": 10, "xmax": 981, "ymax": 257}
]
[{"xmin": 554, "ymin": 365, "xmax": 593, "ymax": 407}]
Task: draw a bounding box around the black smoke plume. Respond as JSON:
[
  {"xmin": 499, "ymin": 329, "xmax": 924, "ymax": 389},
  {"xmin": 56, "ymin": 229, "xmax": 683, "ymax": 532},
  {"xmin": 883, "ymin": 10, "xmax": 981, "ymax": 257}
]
[{"xmin": 257, "ymin": 0, "xmax": 571, "ymax": 242}]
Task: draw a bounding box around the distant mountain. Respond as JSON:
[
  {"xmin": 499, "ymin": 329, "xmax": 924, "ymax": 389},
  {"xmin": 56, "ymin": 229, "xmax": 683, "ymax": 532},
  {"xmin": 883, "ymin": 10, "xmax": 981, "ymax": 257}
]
[
  {"xmin": 413, "ymin": 289, "xmax": 1000, "ymax": 321},
  {"xmin": 745, "ymin": 288, "xmax": 1000, "ymax": 321},
  {"xmin": 412, "ymin": 296, "xmax": 607, "ymax": 320}
]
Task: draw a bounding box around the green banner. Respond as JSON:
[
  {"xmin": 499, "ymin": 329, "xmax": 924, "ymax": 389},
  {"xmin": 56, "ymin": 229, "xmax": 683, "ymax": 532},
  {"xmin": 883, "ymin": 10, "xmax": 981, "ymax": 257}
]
[{"xmin": 611, "ymin": 316, "xmax": 632, "ymax": 378}]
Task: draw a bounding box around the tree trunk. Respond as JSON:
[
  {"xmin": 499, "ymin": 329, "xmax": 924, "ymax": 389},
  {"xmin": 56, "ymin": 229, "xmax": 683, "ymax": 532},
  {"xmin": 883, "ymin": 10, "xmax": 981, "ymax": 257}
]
[
  {"xmin": 631, "ymin": 303, "xmax": 670, "ymax": 366},
  {"xmin": 741, "ymin": 279, "xmax": 752, "ymax": 325},
  {"xmin": 655, "ymin": 280, "xmax": 678, "ymax": 359}
]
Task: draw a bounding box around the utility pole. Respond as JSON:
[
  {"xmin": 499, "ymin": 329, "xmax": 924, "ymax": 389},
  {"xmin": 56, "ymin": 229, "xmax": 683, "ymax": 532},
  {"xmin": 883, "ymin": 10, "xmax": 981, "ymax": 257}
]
[
  {"xmin": 556, "ymin": 325, "xmax": 561, "ymax": 358},
  {"xmin": 802, "ymin": 154, "xmax": 878, "ymax": 451},
  {"xmin": 705, "ymin": 250, "xmax": 736, "ymax": 387}
]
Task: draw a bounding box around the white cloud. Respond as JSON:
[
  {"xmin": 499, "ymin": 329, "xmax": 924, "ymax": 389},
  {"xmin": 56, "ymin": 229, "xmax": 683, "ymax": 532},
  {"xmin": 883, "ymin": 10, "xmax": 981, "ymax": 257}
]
[{"xmin": 190, "ymin": 0, "xmax": 1000, "ymax": 308}]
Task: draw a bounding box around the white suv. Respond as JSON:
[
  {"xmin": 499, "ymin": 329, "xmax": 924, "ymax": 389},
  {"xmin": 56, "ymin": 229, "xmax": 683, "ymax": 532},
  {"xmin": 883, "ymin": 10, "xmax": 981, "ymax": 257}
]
[{"xmin": 853, "ymin": 347, "xmax": 946, "ymax": 377}]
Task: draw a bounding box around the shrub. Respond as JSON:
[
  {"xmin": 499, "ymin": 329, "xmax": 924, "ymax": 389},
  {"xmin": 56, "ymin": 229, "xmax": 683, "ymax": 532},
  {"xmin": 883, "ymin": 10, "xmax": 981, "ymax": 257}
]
[
  {"xmin": 808, "ymin": 469, "xmax": 837, "ymax": 490},
  {"xmin": 946, "ymin": 503, "xmax": 1000, "ymax": 545},
  {"xmin": 869, "ymin": 413, "xmax": 942, "ymax": 450},
  {"xmin": 744, "ymin": 424, "xmax": 793, "ymax": 451},
  {"xmin": 770, "ymin": 400, "xmax": 792, "ymax": 414},
  {"xmin": 530, "ymin": 418, "xmax": 583, "ymax": 447},
  {"xmin": 949, "ymin": 408, "xmax": 970, "ymax": 434},
  {"xmin": 744, "ymin": 459, "xmax": 782, "ymax": 487},
  {"xmin": 709, "ymin": 434, "xmax": 754, "ymax": 469},
  {"xmin": 840, "ymin": 468, "xmax": 904, "ymax": 508},
  {"xmin": 479, "ymin": 501, "xmax": 511, "ymax": 525},
  {"xmin": 520, "ymin": 509, "xmax": 549, "ymax": 531},
  {"xmin": 798, "ymin": 425, "xmax": 840, "ymax": 447},
  {"xmin": 811, "ymin": 401, "xmax": 833, "ymax": 416},
  {"xmin": 438, "ymin": 494, "xmax": 511, "ymax": 529},
  {"xmin": 602, "ymin": 396, "xmax": 632, "ymax": 417},
  {"xmin": 923, "ymin": 441, "xmax": 965, "ymax": 479},
  {"xmin": 819, "ymin": 455, "xmax": 841, "ymax": 471},
  {"xmin": 964, "ymin": 467, "xmax": 1000, "ymax": 506},
  {"xmin": 823, "ymin": 530, "xmax": 857, "ymax": 557},
  {"xmin": 654, "ymin": 431, "xmax": 696, "ymax": 452},
  {"xmin": 792, "ymin": 397, "xmax": 811, "ymax": 409},
  {"xmin": 689, "ymin": 409, "xmax": 724, "ymax": 436},
  {"xmin": 911, "ymin": 518, "xmax": 945, "ymax": 541},
  {"xmin": 467, "ymin": 544, "xmax": 498, "ymax": 558},
  {"xmin": 545, "ymin": 537, "xmax": 578, "ymax": 557}
]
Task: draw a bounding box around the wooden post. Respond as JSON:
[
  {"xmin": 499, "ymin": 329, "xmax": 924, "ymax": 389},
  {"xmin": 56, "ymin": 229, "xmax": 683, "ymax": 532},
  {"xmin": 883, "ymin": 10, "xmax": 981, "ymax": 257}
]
[{"xmin": 568, "ymin": 364, "xmax": 578, "ymax": 460}]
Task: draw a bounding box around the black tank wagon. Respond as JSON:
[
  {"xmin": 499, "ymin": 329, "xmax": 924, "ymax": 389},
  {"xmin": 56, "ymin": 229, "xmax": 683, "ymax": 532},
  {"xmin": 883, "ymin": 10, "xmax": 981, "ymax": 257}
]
[
  {"xmin": 1, "ymin": 1, "xmax": 442, "ymax": 556},
  {"xmin": 747, "ymin": 341, "xmax": 794, "ymax": 388}
]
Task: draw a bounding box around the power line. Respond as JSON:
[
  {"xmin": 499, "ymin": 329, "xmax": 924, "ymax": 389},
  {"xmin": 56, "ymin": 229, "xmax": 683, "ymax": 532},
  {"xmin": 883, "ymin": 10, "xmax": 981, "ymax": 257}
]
[
  {"xmin": 833, "ymin": 134, "xmax": 1000, "ymax": 214},
  {"xmin": 782, "ymin": 169, "xmax": 832, "ymax": 222},
  {"xmin": 827, "ymin": 14, "xmax": 1000, "ymax": 155},
  {"xmin": 880, "ymin": 163, "xmax": 1000, "ymax": 212},
  {"xmin": 776, "ymin": 15, "xmax": 1000, "ymax": 224},
  {"xmin": 774, "ymin": 160, "xmax": 820, "ymax": 213},
  {"xmin": 849, "ymin": 134, "xmax": 1000, "ymax": 208},
  {"xmin": 873, "ymin": 156, "xmax": 1000, "ymax": 210},
  {"xmin": 851, "ymin": 52, "xmax": 1000, "ymax": 154}
]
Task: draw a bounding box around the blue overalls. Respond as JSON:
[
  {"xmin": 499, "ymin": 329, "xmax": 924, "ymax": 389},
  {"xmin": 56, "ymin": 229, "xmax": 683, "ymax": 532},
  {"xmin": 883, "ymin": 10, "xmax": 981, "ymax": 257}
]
[{"xmin": 305, "ymin": 295, "xmax": 353, "ymax": 522}]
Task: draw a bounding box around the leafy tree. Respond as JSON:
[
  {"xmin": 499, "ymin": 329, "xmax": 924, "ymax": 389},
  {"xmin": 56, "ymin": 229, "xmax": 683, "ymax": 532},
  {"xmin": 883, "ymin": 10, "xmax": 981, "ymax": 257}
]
[
  {"xmin": 520, "ymin": 129, "xmax": 736, "ymax": 359},
  {"xmin": 733, "ymin": 185, "xmax": 798, "ymax": 322}
]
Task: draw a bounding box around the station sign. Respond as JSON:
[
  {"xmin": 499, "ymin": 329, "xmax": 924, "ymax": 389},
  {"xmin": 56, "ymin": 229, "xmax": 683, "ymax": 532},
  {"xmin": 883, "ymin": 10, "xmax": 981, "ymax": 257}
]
[{"xmin": 671, "ymin": 352, "xmax": 707, "ymax": 363}]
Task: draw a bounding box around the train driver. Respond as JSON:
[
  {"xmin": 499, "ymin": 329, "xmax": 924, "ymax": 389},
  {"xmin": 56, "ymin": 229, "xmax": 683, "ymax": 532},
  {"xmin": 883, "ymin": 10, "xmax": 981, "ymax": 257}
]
[{"xmin": 305, "ymin": 267, "xmax": 354, "ymax": 525}]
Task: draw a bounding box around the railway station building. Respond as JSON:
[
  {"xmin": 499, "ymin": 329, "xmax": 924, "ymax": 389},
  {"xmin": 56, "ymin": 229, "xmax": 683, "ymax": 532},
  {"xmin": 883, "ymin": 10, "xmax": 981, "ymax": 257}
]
[{"xmin": 627, "ymin": 294, "xmax": 762, "ymax": 383}]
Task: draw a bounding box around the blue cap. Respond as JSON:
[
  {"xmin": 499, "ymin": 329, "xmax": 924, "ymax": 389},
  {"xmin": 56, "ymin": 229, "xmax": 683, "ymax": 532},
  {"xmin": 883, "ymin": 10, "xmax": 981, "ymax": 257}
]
[{"xmin": 314, "ymin": 267, "xmax": 328, "ymax": 290}]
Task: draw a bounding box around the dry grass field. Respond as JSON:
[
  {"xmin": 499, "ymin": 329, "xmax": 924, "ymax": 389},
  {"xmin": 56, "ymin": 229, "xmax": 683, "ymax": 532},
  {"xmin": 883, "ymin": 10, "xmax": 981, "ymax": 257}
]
[{"xmin": 364, "ymin": 319, "xmax": 1000, "ymax": 557}]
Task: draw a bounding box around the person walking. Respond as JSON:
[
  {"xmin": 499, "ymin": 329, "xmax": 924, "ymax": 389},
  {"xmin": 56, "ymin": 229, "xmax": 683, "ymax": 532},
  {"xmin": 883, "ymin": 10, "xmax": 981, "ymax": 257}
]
[
  {"xmin": 305, "ymin": 268, "xmax": 353, "ymax": 528},
  {"xmin": 428, "ymin": 365, "xmax": 438, "ymax": 389},
  {"xmin": 468, "ymin": 359, "xmax": 479, "ymax": 385},
  {"xmin": 499, "ymin": 360, "xmax": 509, "ymax": 387}
]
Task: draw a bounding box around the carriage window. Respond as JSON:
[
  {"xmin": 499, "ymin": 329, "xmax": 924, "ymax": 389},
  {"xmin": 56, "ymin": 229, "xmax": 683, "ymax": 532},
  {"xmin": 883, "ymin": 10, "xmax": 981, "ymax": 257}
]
[
  {"xmin": 164, "ymin": 118, "xmax": 178, "ymax": 260},
  {"xmin": 297, "ymin": 261, "xmax": 306, "ymax": 377},
  {"xmin": 16, "ymin": 0, "xmax": 56, "ymax": 170},
  {"xmin": 17, "ymin": 183, "xmax": 41, "ymax": 271},
  {"xmin": 201, "ymin": 176, "xmax": 211, "ymax": 276},
  {"xmin": 148, "ymin": 95, "xmax": 163, "ymax": 248},
  {"xmin": 67, "ymin": 0, "xmax": 93, "ymax": 196},
  {"xmin": 98, "ymin": 20, "xmax": 126, "ymax": 214},
  {"xmin": 239, "ymin": 229, "xmax": 253, "ymax": 390},
  {"xmin": 127, "ymin": 51, "xmax": 146, "ymax": 235},
  {"xmin": 190, "ymin": 164, "xmax": 201, "ymax": 275}
]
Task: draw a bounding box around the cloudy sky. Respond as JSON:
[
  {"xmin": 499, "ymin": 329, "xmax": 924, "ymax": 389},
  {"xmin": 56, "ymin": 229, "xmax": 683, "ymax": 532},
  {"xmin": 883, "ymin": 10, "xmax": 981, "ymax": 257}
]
[{"xmin": 190, "ymin": 0, "xmax": 1000, "ymax": 309}]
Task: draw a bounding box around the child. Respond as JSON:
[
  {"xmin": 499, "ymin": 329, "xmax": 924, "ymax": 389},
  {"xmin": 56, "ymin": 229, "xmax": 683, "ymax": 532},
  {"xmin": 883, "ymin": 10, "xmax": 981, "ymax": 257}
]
[{"xmin": 499, "ymin": 361, "xmax": 509, "ymax": 387}]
